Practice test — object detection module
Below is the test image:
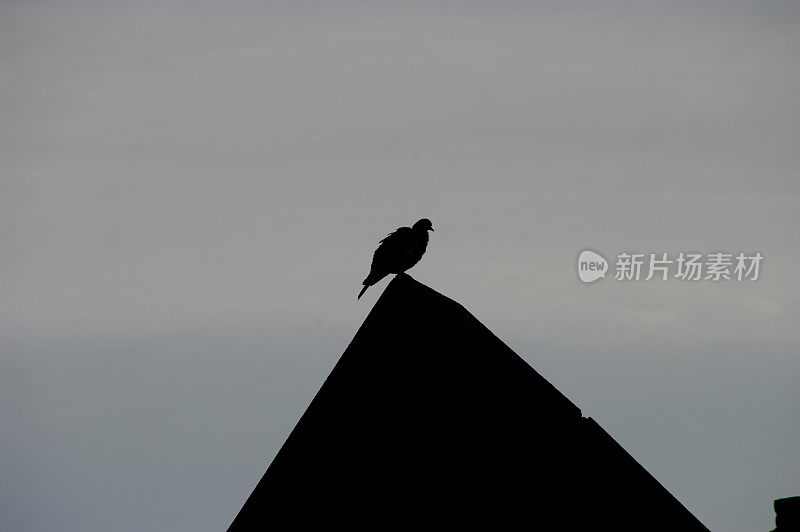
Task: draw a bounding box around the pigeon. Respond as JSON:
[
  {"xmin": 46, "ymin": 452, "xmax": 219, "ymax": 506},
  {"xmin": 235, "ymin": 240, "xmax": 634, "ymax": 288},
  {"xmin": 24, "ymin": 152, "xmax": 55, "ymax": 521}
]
[{"xmin": 358, "ymin": 218, "xmax": 434, "ymax": 299}]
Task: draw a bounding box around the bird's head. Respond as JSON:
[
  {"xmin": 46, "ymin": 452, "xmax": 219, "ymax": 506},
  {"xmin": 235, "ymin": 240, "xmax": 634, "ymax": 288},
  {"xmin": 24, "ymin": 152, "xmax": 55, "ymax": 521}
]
[{"xmin": 412, "ymin": 218, "xmax": 434, "ymax": 232}]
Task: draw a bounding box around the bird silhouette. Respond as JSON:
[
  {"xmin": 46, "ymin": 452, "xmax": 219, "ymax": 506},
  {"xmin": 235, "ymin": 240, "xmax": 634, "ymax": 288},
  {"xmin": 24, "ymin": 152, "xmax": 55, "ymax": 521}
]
[{"xmin": 358, "ymin": 218, "xmax": 434, "ymax": 299}]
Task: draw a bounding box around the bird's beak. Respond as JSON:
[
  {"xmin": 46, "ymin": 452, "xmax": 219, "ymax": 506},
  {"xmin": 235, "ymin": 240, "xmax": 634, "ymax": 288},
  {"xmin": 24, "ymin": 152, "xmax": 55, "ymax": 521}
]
[{"xmin": 430, "ymin": 227, "xmax": 434, "ymax": 232}]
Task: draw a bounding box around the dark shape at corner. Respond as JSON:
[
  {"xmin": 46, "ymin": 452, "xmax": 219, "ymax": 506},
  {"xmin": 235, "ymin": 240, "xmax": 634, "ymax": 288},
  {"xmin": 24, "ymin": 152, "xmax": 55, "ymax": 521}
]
[
  {"xmin": 228, "ymin": 273, "xmax": 709, "ymax": 530},
  {"xmin": 773, "ymin": 496, "xmax": 800, "ymax": 532}
]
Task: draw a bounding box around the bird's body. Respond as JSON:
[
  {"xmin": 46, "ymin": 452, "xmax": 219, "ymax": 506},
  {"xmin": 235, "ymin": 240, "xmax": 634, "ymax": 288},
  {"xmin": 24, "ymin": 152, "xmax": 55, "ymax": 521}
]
[{"xmin": 358, "ymin": 219, "xmax": 434, "ymax": 299}]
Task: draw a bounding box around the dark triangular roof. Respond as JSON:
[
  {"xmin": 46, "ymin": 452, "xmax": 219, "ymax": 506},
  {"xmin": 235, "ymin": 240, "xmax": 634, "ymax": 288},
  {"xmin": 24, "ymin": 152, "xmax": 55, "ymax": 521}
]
[{"xmin": 228, "ymin": 274, "xmax": 708, "ymax": 530}]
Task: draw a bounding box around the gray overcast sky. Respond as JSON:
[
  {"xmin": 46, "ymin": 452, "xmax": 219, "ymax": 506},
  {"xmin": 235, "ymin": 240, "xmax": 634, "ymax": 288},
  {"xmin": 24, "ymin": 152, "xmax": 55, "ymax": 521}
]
[{"xmin": 2, "ymin": 1, "xmax": 798, "ymax": 530}]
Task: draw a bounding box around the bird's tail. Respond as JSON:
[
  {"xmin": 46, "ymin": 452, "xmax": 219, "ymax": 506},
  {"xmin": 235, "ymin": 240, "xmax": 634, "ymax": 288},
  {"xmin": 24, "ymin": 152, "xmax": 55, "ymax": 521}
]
[
  {"xmin": 358, "ymin": 271, "xmax": 387, "ymax": 300},
  {"xmin": 357, "ymin": 284, "xmax": 369, "ymax": 300}
]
